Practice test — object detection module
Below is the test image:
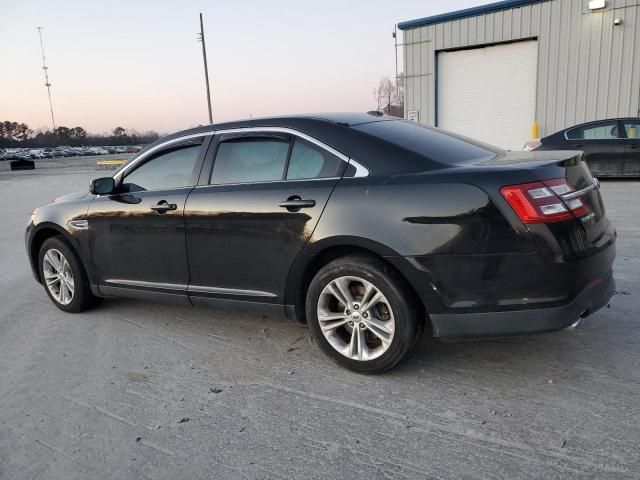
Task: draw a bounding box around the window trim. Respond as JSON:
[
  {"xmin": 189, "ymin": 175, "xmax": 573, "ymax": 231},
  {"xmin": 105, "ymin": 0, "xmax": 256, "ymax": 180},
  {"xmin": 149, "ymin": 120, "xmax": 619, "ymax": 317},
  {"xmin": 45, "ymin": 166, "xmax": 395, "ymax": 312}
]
[
  {"xmin": 115, "ymin": 127, "xmax": 369, "ymax": 189},
  {"xmin": 208, "ymin": 127, "xmax": 369, "ymax": 184},
  {"xmin": 114, "ymin": 132, "xmax": 213, "ymax": 184}
]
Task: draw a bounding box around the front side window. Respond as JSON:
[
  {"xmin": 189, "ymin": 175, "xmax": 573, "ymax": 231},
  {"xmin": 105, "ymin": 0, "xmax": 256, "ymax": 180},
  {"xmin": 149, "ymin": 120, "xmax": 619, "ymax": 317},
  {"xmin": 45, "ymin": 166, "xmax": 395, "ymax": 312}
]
[
  {"xmin": 566, "ymin": 121, "xmax": 621, "ymax": 140},
  {"xmin": 212, "ymin": 138, "xmax": 289, "ymax": 184},
  {"xmin": 123, "ymin": 143, "xmax": 203, "ymax": 192},
  {"xmin": 286, "ymin": 139, "xmax": 344, "ymax": 180},
  {"xmin": 623, "ymin": 121, "xmax": 640, "ymax": 139}
]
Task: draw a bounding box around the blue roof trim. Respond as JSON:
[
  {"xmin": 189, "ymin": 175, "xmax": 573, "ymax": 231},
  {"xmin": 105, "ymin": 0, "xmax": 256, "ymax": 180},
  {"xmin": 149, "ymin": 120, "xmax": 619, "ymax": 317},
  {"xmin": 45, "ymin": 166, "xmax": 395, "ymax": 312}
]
[{"xmin": 397, "ymin": 0, "xmax": 545, "ymax": 30}]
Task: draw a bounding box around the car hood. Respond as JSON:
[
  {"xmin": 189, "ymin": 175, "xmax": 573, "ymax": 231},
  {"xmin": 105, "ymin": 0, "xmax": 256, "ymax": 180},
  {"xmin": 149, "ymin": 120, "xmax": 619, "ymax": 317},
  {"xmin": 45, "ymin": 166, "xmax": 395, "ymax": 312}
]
[{"xmin": 53, "ymin": 191, "xmax": 90, "ymax": 203}]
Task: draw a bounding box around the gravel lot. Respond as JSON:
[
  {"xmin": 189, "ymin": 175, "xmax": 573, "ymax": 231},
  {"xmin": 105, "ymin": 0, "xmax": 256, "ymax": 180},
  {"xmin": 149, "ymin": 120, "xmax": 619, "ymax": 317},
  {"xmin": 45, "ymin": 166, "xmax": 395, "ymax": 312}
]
[{"xmin": 1, "ymin": 159, "xmax": 639, "ymax": 479}]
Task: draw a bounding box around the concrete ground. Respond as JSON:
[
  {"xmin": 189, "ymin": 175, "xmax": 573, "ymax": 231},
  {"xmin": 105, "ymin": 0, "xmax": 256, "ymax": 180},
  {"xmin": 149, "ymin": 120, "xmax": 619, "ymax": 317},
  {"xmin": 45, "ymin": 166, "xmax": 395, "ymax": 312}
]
[{"xmin": 0, "ymin": 159, "xmax": 638, "ymax": 479}]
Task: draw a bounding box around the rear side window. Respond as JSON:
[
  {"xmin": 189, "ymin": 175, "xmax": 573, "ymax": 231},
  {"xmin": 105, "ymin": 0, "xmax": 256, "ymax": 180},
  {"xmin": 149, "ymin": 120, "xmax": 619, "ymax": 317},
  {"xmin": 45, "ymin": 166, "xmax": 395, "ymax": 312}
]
[
  {"xmin": 286, "ymin": 139, "xmax": 343, "ymax": 180},
  {"xmin": 212, "ymin": 138, "xmax": 289, "ymax": 184},
  {"xmin": 566, "ymin": 121, "xmax": 621, "ymax": 140},
  {"xmin": 354, "ymin": 120, "xmax": 499, "ymax": 164}
]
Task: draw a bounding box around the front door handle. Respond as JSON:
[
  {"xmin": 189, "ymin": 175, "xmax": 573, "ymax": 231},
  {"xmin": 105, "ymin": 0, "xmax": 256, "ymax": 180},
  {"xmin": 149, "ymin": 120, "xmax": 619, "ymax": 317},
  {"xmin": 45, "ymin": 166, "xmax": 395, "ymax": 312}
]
[
  {"xmin": 278, "ymin": 196, "xmax": 316, "ymax": 212},
  {"xmin": 572, "ymin": 143, "xmax": 584, "ymax": 148},
  {"xmin": 150, "ymin": 200, "xmax": 177, "ymax": 214},
  {"xmin": 630, "ymin": 144, "xmax": 639, "ymax": 149}
]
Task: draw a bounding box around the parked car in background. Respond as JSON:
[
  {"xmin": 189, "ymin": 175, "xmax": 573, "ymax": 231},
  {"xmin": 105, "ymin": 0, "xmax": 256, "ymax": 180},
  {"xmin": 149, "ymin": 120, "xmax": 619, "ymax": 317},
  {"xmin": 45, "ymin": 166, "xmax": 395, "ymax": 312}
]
[
  {"xmin": 524, "ymin": 118, "xmax": 640, "ymax": 177},
  {"xmin": 26, "ymin": 113, "xmax": 616, "ymax": 373},
  {"xmin": 53, "ymin": 146, "xmax": 72, "ymax": 157},
  {"xmin": 3, "ymin": 149, "xmax": 29, "ymax": 160},
  {"xmin": 86, "ymin": 147, "xmax": 103, "ymax": 155},
  {"xmin": 28, "ymin": 149, "xmax": 45, "ymax": 159}
]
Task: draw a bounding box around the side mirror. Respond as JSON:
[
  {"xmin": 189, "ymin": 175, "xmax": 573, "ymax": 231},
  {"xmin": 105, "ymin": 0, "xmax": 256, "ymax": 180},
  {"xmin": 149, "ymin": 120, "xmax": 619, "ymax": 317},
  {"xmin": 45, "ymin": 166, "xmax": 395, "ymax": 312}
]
[{"xmin": 90, "ymin": 177, "xmax": 116, "ymax": 195}]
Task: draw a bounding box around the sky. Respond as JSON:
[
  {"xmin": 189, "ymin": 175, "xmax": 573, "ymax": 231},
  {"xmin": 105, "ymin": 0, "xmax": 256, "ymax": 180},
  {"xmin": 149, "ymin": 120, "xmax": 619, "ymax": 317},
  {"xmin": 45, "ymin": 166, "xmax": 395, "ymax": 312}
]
[{"xmin": 0, "ymin": 0, "xmax": 490, "ymax": 135}]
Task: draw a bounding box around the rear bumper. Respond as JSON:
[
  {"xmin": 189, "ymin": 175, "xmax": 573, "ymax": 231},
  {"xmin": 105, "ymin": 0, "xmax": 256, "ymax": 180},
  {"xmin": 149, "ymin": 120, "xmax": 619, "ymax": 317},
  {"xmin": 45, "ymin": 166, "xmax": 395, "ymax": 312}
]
[{"xmin": 430, "ymin": 270, "xmax": 615, "ymax": 338}]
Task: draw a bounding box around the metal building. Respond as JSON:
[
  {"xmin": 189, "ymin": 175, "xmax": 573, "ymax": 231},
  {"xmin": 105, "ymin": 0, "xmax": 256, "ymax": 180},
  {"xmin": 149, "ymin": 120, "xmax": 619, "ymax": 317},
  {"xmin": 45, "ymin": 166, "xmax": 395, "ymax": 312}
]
[{"xmin": 398, "ymin": 0, "xmax": 640, "ymax": 150}]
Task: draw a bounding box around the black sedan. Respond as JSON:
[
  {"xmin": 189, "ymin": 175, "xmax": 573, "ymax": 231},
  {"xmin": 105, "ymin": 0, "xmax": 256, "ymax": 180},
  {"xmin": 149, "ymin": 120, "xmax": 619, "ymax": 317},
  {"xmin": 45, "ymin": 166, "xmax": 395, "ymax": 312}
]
[
  {"xmin": 26, "ymin": 113, "xmax": 616, "ymax": 373},
  {"xmin": 525, "ymin": 117, "xmax": 640, "ymax": 177}
]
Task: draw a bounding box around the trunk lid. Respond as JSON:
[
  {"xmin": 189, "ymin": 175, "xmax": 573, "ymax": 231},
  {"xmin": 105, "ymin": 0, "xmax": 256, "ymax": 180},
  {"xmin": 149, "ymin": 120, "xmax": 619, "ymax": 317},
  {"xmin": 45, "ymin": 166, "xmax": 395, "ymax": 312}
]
[{"xmin": 562, "ymin": 154, "xmax": 607, "ymax": 243}]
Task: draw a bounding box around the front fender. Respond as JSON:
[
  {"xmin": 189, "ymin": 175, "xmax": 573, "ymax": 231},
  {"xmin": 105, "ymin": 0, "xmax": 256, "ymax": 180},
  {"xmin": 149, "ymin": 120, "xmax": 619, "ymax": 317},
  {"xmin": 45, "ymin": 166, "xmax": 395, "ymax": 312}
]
[{"xmin": 27, "ymin": 198, "xmax": 93, "ymax": 284}]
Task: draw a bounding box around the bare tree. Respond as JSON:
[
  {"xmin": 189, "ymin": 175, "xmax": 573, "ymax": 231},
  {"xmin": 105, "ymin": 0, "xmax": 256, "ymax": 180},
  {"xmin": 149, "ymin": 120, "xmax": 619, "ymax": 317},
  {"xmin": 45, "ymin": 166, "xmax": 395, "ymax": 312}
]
[{"xmin": 373, "ymin": 76, "xmax": 404, "ymax": 117}]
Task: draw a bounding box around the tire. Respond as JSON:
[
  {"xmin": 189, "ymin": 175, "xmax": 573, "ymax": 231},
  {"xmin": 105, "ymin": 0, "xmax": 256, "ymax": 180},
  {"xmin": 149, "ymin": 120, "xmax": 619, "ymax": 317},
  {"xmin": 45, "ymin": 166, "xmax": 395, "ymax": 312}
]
[
  {"xmin": 306, "ymin": 255, "xmax": 423, "ymax": 374},
  {"xmin": 38, "ymin": 236, "xmax": 101, "ymax": 313}
]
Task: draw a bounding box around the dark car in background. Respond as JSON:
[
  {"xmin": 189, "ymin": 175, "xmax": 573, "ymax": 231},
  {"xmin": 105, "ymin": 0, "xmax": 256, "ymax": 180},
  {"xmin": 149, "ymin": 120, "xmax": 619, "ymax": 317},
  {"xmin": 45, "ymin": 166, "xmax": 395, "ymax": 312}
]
[
  {"xmin": 525, "ymin": 118, "xmax": 640, "ymax": 177},
  {"xmin": 26, "ymin": 113, "xmax": 616, "ymax": 373}
]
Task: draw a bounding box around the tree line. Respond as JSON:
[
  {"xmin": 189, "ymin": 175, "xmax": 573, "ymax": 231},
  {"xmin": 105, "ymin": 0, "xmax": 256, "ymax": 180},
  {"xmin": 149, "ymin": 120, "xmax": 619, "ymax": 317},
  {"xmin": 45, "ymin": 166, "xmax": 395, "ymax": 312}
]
[{"xmin": 0, "ymin": 121, "xmax": 161, "ymax": 148}]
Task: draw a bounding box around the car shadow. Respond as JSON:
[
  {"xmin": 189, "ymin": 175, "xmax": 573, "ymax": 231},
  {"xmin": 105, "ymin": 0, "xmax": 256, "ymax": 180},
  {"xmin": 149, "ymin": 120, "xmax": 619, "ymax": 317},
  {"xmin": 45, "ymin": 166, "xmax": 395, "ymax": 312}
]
[
  {"xmin": 393, "ymin": 315, "xmax": 618, "ymax": 380},
  {"xmin": 91, "ymin": 296, "xmax": 621, "ymax": 383}
]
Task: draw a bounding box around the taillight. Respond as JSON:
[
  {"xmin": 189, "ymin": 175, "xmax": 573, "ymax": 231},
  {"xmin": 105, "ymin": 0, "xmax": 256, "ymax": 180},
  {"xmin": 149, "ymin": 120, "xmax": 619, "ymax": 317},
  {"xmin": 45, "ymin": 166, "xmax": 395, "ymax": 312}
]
[
  {"xmin": 523, "ymin": 139, "xmax": 541, "ymax": 151},
  {"xmin": 500, "ymin": 178, "xmax": 590, "ymax": 224}
]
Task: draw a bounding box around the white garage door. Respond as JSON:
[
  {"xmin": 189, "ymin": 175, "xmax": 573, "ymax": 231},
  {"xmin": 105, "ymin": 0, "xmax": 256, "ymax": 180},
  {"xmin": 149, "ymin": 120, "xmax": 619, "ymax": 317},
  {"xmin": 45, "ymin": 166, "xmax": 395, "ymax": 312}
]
[{"xmin": 437, "ymin": 40, "xmax": 537, "ymax": 151}]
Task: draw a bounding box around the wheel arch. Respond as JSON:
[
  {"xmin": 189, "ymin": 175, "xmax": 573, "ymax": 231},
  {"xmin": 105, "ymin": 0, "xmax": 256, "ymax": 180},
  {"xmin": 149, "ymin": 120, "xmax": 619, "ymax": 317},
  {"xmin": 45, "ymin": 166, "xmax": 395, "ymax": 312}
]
[
  {"xmin": 29, "ymin": 223, "xmax": 84, "ymax": 284},
  {"xmin": 284, "ymin": 238, "xmax": 430, "ymax": 329}
]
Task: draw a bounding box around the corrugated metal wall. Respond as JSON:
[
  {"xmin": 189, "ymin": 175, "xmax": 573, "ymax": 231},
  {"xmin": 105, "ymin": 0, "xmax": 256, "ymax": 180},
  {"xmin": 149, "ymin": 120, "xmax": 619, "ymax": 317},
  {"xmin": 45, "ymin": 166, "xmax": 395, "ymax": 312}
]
[{"xmin": 403, "ymin": 0, "xmax": 640, "ymax": 137}]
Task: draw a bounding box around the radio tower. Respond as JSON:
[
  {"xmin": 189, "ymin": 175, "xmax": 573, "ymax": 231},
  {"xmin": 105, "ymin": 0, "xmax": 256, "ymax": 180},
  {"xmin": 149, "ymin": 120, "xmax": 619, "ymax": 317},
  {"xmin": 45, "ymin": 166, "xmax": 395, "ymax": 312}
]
[{"xmin": 37, "ymin": 26, "xmax": 56, "ymax": 131}]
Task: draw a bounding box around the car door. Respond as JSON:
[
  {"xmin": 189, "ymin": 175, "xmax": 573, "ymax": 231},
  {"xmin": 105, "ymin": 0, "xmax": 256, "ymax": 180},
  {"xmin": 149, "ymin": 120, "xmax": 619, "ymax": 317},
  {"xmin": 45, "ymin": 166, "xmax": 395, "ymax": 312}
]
[
  {"xmin": 87, "ymin": 136, "xmax": 209, "ymax": 300},
  {"xmin": 565, "ymin": 120, "xmax": 625, "ymax": 177},
  {"xmin": 621, "ymin": 119, "xmax": 640, "ymax": 176},
  {"xmin": 184, "ymin": 129, "xmax": 347, "ymax": 309}
]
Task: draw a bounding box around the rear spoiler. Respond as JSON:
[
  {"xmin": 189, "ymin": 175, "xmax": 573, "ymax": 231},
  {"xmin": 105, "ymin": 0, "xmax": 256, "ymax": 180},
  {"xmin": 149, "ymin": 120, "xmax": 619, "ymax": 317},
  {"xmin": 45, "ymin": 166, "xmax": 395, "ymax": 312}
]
[{"xmin": 478, "ymin": 150, "xmax": 582, "ymax": 166}]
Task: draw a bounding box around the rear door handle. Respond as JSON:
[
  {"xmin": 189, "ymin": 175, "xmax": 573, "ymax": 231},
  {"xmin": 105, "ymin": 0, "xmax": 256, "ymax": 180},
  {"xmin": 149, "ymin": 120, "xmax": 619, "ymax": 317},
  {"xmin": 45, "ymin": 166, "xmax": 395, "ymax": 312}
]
[
  {"xmin": 630, "ymin": 144, "xmax": 640, "ymax": 149},
  {"xmin": 278, "ymin": 196, "xmax": 316, "ymax": 212},
  {"xmin": 150, "ymin": 200, "xmax": 177, "ymax": 214},
  {"xmin": 572, "ymin": 143, "xmax": 584, "ymax": 148}
]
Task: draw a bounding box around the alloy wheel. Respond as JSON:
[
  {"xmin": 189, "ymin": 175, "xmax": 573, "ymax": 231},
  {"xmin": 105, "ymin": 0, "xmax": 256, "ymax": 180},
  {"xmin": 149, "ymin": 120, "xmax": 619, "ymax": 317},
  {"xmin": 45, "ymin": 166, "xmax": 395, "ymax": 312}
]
[
  {"xmin": 42, "ymin": 248, "xmax": 75, "ymax": 305},
  {"xmin": 317, "ymin": 276, "xmax": 395, "ymax": 361}
]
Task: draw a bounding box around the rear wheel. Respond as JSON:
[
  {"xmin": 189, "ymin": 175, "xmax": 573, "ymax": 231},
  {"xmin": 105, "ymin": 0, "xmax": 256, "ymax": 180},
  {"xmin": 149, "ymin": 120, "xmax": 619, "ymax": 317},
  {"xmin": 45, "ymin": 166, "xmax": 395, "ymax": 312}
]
[
  {"xmin": 306, "ymin": 255, "xmax": 422, "ymax": 373},
  {"xmin": 38, "ymin": 236, "xmax": 101, "ymax": 313}
]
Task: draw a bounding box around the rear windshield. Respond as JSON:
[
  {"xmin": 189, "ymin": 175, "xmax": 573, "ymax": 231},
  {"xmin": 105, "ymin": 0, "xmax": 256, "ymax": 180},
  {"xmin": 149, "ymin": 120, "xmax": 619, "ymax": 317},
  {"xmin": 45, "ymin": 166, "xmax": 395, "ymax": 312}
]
[{"xmin": 354, "ymin": 120, "xmax": 501, "ymax": 164}]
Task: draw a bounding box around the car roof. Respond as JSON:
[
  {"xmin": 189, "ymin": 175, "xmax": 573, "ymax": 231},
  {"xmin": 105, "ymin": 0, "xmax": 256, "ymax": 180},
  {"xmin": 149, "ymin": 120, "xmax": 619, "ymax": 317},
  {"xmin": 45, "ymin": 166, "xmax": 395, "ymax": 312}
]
[
  {"xmin": 140, "ymin": 113, "xmax": 465, "ymax": 176},
  {"xmin": 160, "ymin": 112, "xmax": 393, "ymax": 138}
]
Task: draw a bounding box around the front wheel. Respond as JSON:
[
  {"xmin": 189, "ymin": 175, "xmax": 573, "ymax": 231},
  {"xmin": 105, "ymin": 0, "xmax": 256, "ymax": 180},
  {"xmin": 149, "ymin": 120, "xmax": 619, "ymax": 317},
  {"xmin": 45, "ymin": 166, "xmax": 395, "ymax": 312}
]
[
  {"xmin": 306, "ymin": 255, "xmax": 423, "ymax": 374},
  {"xmin": 38, "ymin": 236, "xmax": 101, "ymax": 313}
]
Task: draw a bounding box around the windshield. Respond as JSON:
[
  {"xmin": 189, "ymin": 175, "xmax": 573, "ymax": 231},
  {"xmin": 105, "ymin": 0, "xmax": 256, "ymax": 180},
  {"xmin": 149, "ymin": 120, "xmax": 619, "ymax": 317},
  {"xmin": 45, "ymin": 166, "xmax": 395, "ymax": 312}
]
[{"xmin": 354, "ymin": 120, "xmax": 501, "ymax": 164}]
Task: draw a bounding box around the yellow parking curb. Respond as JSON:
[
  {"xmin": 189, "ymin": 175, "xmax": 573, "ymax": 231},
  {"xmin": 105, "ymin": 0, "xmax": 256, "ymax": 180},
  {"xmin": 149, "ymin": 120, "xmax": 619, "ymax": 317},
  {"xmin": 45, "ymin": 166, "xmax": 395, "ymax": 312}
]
[{"xmin": 96, "ymin": 159, "xmax": 126, "ymax": 169}]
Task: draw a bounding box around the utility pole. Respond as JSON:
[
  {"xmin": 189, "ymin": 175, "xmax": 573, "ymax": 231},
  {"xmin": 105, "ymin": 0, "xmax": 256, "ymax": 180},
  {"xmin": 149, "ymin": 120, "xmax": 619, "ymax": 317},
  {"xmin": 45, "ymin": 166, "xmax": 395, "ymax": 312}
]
[
  {"xmin": 197, "ymin": 13, "xmax": 213, "ymax": 124},
  {"xmin": 37, "ymin": 26, "xmax": 56, "ymax": 131},
  {"xmin": 393, "ymin": 25, "xmax": 399, "ymax": 101}
]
